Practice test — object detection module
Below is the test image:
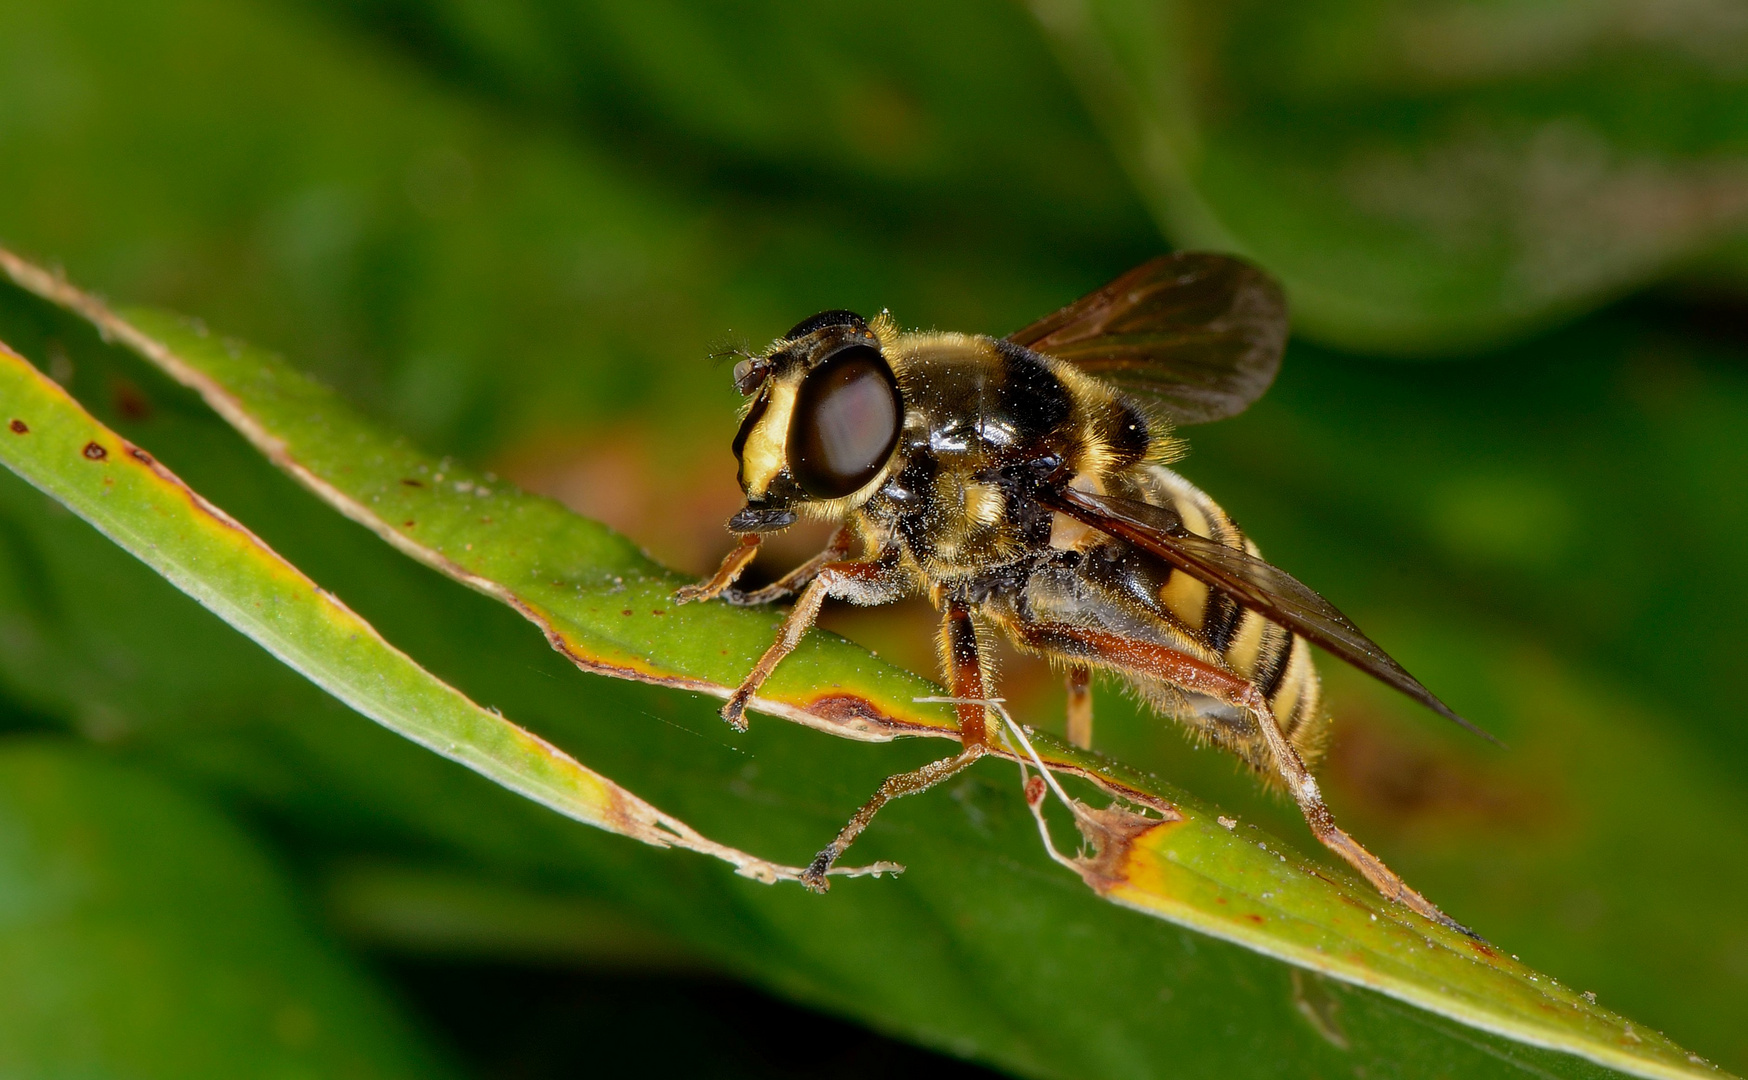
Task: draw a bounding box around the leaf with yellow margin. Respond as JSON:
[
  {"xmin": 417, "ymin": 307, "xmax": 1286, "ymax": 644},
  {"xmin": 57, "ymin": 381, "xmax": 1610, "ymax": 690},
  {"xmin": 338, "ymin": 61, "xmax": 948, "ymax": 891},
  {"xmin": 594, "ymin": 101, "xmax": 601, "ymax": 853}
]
[
  {"xmin": 0, "ymin": 248, "xmax": 1727, "ymax": 1080},
  {"xmin": 0, "ymin": 331, "xmax": 855, "ymax": 890}
]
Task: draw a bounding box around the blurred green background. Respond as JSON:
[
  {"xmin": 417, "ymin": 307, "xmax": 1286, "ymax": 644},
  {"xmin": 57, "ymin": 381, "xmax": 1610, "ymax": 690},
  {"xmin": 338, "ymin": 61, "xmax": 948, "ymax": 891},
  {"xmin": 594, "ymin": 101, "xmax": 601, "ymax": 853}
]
[{"xmin": 0, "ymin": 0, "xmax": 1745, "ymax": 1076}]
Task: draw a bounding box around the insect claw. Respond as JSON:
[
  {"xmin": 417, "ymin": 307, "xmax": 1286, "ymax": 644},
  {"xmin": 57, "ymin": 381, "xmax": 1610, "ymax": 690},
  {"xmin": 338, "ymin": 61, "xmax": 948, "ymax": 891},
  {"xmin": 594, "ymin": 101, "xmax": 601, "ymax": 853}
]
[
  {"xmin": 802, "ymin": 846, "xmax": 839, "ymax": 892},
  {"xmin": 719, "ymin": 695, "xmax": 751, "ymax": 731},
  {"xmin": 1434, "ymin": 911, "xmax": 1484, "ymax": 941}
]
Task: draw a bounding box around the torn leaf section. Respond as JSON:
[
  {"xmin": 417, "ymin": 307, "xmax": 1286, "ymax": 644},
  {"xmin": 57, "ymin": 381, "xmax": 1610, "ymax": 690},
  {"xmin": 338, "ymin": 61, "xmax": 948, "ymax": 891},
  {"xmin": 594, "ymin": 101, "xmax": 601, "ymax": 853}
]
[
  {"xmin": 0, "ymin": 336, "xmax": 842, "ymax": 887},
  {"xmin": 0, "ymin": 245, "xmax": 957, "ymax": 742},
  {"xmin": 1083, "ymin": 795, "xmax": 1715, "ymax": 1080},
  {"xmin": 1063, "ymin": 800, "xmax": 1179, "ymax": 895},
  {"xmin": 0, "ymin": 249, "xmax": 1728, "ymax": 1080}
]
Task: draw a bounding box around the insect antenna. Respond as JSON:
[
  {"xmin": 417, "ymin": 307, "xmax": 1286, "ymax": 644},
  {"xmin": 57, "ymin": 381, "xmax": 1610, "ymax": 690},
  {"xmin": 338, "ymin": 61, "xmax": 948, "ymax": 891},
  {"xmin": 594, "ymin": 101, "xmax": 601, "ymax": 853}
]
[{"xmin": 705, "ymin": 334, "xmax": 753, "ymax": 368}]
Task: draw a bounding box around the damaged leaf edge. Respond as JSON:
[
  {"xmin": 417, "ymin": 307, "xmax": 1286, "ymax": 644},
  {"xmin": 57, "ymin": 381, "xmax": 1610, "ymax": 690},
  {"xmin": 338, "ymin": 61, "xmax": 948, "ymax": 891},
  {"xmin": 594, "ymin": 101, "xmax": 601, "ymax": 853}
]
[
  {"xmin": 1088, "ymin": 818, "xmax": 1717, "ymax": 1080},
  {"xmin": 0, "ymin": 248, "xmax": 1724, "ymax": 1080},
  {"xmin": 0, "ymin": 335, "xmax": 871, "ymax": 887}
]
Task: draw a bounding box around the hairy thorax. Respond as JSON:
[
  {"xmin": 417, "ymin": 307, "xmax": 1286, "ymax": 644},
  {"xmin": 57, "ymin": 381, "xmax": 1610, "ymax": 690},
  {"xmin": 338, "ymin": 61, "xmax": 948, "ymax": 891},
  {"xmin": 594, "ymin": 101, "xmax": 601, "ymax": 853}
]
[{"xmin": 853, "ymin": 330, "xmax": 1163, "ymax": 591}]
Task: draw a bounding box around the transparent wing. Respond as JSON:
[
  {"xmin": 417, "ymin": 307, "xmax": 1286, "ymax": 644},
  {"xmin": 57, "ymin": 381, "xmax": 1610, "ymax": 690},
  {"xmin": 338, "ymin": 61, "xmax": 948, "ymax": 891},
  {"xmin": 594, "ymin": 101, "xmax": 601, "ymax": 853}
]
[
  {"xmin": 1008, "ymin": 253, "xmax": 1288, "ymax": 425},
  {"xmin": 1039, "ymin": 486, "xmax": 1495, "ymax": 742}
]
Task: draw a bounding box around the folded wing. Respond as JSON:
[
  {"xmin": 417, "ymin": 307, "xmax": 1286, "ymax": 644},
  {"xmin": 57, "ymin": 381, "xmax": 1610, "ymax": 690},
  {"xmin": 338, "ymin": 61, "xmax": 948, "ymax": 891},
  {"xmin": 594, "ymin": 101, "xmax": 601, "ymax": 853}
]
[{"xmin": 1039, "ymin": 485, "xmax": 1495, "ymax": 742}]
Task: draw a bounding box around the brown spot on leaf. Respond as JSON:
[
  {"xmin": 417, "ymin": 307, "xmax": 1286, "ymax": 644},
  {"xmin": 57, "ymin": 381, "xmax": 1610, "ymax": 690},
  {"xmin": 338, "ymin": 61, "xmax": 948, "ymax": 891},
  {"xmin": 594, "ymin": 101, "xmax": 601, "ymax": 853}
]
[
  {"xmin": 806, "ymin": 694, "xmax": 887, "ymax": 727},
  {"xmin": 8, "ymin": 419, "xmax": 26, "ymax": 434},
  {"xmin": 128, "ymin": 446, "xmax": 153, "ymax": 465},
  {"xmin": 650, "ymin": 608, "xmax": 666, "ymax": 616},
  {"xmin": 1067, "ymin": 801, "xmax": 1178, "ymax": 894},
  {"xmin": 620, "ymin": 609, "xmax": 633, "ymax": 617},
  {"xmin": 82, "ymin": 442, "xmax": 107, "ymax": 461},
  {"xmin": 401, "ymin": 478, "xmax": 423, "ymax": 487}
]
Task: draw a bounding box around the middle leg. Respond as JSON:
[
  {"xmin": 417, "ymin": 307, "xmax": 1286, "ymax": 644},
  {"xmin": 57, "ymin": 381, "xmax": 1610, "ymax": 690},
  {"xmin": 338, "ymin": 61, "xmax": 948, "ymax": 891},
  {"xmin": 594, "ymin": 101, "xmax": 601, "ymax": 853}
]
[
  {"xmin": 800, "ymin": 599, "xmax": 991, "ymax": 890},
  {"xmin": 1065, "ymin": 665, "xmax": 1094, "ymax": 749},
  {"xmin": 719, "ymin": 549, "xmax": 906, "ymax": 730}
]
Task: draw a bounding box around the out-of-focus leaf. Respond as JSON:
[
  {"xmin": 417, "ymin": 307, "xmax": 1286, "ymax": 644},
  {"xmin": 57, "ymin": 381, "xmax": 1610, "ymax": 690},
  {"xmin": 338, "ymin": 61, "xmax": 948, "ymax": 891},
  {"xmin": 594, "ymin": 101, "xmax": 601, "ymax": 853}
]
[
  {"xmin": 322, "ymin": 861, "xmax": 700, "ymax": 967},
  {"xmin": 1, "ymin": 251, "xmax": 1726, "ymax": 1080},
  {"xmin": 0, "ymin": 0, "xmax": 1150, "ymax": 461},
  {"xmin": 0, "ymin": 739, "xmax": 455, "ymax": 1079},
  {"xmin": 0, "ymin": 325, "xmax": 817, "ymax": 885},
  {"xmin": 1030, "ymin": 0, "xmax": 1748, "ymax": 352}
]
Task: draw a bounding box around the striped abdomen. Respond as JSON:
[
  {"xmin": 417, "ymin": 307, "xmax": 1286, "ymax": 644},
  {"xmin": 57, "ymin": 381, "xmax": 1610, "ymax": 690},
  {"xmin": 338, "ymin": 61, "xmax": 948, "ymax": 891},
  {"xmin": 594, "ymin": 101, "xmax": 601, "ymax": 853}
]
[{"xmin": 1134, "ymin": 467, "xmax": 1327, "ymax": 770}]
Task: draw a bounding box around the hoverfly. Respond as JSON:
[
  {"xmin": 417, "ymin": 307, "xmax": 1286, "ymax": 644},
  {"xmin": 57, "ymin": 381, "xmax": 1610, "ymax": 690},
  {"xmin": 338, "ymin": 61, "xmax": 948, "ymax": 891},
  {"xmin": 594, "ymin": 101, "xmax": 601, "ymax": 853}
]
[{"xmin": 677, "ymin": 254, "xmax": 1483, "ymax": 930}]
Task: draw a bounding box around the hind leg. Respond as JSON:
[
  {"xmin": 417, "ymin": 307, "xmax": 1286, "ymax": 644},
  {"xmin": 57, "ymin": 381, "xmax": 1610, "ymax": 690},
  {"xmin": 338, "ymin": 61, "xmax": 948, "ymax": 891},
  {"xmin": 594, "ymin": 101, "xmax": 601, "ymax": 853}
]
[{"xmin": 1008, "ymin": 620, "xmax": 1467, "ymax": 933}]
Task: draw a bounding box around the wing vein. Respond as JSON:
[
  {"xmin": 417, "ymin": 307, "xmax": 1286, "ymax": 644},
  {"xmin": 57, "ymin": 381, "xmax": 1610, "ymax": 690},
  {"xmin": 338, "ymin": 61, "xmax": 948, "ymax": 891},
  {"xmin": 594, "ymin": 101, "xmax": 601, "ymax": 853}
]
[
  {"xmin": 1039, "ymin": 486, "xmax": 1497, "ymax": 744},
  {"xmin": 1007, "ymin": 253, "xmax": 1289, "ymax": 425}
]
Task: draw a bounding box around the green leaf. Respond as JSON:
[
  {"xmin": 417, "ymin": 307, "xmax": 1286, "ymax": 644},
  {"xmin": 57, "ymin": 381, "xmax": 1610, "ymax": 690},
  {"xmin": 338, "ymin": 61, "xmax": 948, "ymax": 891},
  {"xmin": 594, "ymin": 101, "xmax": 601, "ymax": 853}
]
[
  {"xmin": 321, "ymin": 860, "xmax": 701, "ymax": 968},
  {"xmin": 0, "ymin": 250, "xmax": 1726, "ymax": 1079},
  {"xmin": 0, "ymin": 0, "xmax": 1147, "ymax": 461},
  {"xmin": 0, "ymin": 311, "xmax": 826, "ymax": 887},
  {"xmin": 0, "ymin": 739, "xmax": 454, "ymax": 1078},
  {"xmin": 1029, "ymin": 0, "xmax": 1748, "ymax": 352}
]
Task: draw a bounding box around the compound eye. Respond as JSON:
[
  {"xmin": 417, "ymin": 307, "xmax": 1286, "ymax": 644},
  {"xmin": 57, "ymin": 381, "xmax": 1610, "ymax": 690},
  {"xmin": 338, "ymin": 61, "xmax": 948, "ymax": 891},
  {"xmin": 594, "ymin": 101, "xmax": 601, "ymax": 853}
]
[
  {"xmin": 789, "ymin": 345, "xmax": 902, "ymax": 499},
  {"xmin": 785, "ymin": 309, "xmax": 867, "ymax": 340}
]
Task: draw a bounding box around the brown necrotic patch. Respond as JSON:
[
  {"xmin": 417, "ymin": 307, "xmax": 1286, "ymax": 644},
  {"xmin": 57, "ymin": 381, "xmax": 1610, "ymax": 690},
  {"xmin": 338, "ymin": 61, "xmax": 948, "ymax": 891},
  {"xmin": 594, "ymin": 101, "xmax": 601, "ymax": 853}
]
[
  {"xmin": 8, "ymin": 419, "xmax": 26, "ymax": 434},
  {"xmin": 82, "ymin": 441, "xmax": 107, "ymax": 460},
  {"xmin": 805, "ymin": 693, "xmax": 900, "ymax": 728},
  {"xmin": 1064, "ymin": 799, "xmax": 1178, "ymax": 894}
]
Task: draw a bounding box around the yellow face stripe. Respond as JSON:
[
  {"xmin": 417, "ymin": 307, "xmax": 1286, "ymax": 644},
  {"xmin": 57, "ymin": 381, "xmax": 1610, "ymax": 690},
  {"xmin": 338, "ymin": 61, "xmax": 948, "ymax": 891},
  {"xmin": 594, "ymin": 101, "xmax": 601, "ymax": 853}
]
[{"xmin": 739, "ymin": 378, "xmax": 798, "ymax": 497}]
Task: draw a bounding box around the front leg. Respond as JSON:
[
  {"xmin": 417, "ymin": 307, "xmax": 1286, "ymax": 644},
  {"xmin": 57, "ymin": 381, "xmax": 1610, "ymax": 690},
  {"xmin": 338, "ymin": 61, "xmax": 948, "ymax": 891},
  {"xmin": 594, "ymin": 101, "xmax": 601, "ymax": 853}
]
[
  {"xmin": 674, "ymin": 534, "xmax": 760, "ymax": 605},
  {"xmin": 719, "ymin": 548, "xmax": 908, "ymax": 730},
  {"xmin": 724, "ymin": 527, "xmax": 854, "ymax": 606}
]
